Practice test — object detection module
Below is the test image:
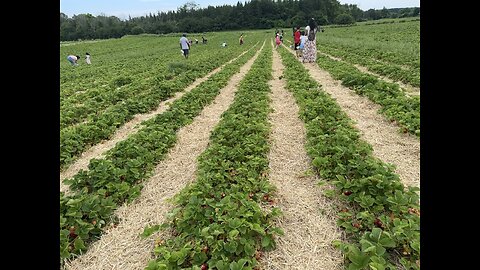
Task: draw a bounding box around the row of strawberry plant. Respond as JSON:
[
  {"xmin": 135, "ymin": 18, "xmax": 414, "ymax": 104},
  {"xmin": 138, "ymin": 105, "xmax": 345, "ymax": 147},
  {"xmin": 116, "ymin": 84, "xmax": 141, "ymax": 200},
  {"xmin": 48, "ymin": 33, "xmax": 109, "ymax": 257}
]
[
  {"xmin": 315, "ymin": 53, "xmax": 420, "ymax": 137},
  {"xmin": 59, "ymin": 34, "xmax": 240, "ymax": 102},
  {"xmin": 143, "ymin": 43, "xmax": 282, "ymax": 270},
  {"xmin": 319, "ymin": 44, "xmax": 420, "ymax": 88},
  {"xmin": 60, "ymin": 45, "xmax": 237, "ymax": 129},
  {"xmin": 60, "ymin": 36, "xmax": 179, "ymax": 94},
  {"xmin": 60, "ymin": 43, "xmax": 260, "ymax": 265},
  {"xmin": 283, "ymin": 35, "xmax": 419, "ymax": 88},
  {"xmin": 60, "ymin": 33, "xmax": 254, "ymax": 93},
  {"xmin": 60, "ymin": 34, "xmax": 256, "ymax": 129},
  {"xmin": 60, "ymin": 41, "xmax": 258, "ymax": 170},
  {"xmin": 318, "ymin": 21, "xmax": 419, "ymax": 70},
  {"xmin": 278, "ymin": 45, "xmax": 420, "ymax": 270}
]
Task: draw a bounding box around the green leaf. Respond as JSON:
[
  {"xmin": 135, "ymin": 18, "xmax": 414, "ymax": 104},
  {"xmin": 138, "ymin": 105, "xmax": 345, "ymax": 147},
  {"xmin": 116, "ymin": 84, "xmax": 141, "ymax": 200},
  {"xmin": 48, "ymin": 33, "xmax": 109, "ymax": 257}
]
[
  {"xmin": 60, "ymin": 248, "xmax": 70, "ymax": 260},
  {"xmin": 60, "ymin": 216, "xmax": 67, "ymax": 227},
  {"xmin": 237, "ymin": 259, "xmax": 248, "ymax": 267},
  {"xmin": 74, "ymin": 237, "xmax": 86, "ymax": 251},
  {"xmin": 145, "ymin": 260, "xmax": 167, "ymax": 270},
  {"xmin": 364, "ymin": 245, "xmax": 376, "ymax": 253},
  {"xmin": 244, "ymin": 243, "xmax": 255, "ymax": 256},
  {"xmin": 228, "ymin": 229, "xmax": 239, "ymax": 239},
  {"xmin": 201, "ymin": 226, "xmax": 210, "ymax": 236},
  {"xmin": 269, "ymin": 226, "xmax": 284, "ymax": 236},
  {"xmin": 369, "ymin": 262, "xmax": 386, "ymax": 270},
  {"xmin": 378, "ymin": 237, "xmax": 396, "ymax": 248},
  {"xmin": 410, "ymin": 239, "xmax": 420, "ymax": 253},
  {"xmin": 347, "ymin": 245, "xmax": 370, "ymax": 269},
  {"xmin": 375, "ymin": 246, "xmax": 386, "ymax": 256},
  {"xmin": 224, "ymin": 241, "xmax": 238, "ymax": 253},
  {"xmin": 192, "ymin": 250, "xmax": 208, "ymax": 265},
  {"xmin": 369, "ymin": 228, "xmax": 382, "ymax": 242},
  {"xmin": 228, "ymin": 218, "xmax": 242, "ymax": 229},
  {"xmin": 261, "ymin": 235, "xmax": 272, "ymax": 248},
  {"xmin": 229, "ymin": 259, "xmax": 248, "ymax": 270},
  {"xmin": 169, "ymin": 251, "xmax": 181, "ymax": 263},
  {"xmin": 140, "ymin": 225, "xmax": 161, "ymax": 238},
  {"xmin": 251, "ymin": 223, "xmax": 265, "ymax": 235},
  {"xmin": 212, "ymin": 229, "xmax": 224, "ymax": 236},
  {"xmin": 216, "ymin": 260, "xmax": 229, "ymax": 270}
]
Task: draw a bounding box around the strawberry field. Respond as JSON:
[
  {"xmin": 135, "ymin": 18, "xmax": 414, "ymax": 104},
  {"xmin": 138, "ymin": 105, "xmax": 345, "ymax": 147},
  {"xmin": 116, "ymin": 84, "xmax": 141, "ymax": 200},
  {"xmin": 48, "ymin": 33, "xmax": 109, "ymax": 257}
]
[{"xmin": 61, "ymin": 20, "xmax": 420, "ymax": 270}]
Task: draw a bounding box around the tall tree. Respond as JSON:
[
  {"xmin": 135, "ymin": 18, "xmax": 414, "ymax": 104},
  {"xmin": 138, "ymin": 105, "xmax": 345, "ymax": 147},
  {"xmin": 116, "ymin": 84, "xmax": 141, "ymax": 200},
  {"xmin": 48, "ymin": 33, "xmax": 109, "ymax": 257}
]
[{"xmin": 60, "ymin": 0, "xmax": 419, "ymax": 41}]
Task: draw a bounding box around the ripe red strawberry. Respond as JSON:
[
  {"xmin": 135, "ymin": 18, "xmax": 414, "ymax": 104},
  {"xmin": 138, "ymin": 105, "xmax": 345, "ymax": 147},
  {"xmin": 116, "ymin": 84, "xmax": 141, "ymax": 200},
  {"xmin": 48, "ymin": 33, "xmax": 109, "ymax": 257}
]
[
  {"xmin": 200, "ymin": 263, "xmax": 208, "ymax": 270},
  {"xmin": 374, "ymin": 218, "xmax": 384, "ymax": 228},
  {"xmin": 69, "ymin": 226, "xmax": 77, "ymax": 238},
  {"xmin": 344, "ymin": 191, "xmax": 352, "ymax": 196}
]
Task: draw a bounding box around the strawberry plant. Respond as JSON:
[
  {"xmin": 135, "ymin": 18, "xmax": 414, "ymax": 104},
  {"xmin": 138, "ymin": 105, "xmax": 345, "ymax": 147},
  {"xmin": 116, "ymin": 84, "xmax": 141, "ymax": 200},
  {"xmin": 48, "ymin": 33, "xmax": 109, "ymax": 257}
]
[
  {"xmin": 278, "ymin": 46, "xmax": 420, "ymax": 270},
  {"xmin": 315, "ymin": 54, "xmax": 420, "ymax": 137}
]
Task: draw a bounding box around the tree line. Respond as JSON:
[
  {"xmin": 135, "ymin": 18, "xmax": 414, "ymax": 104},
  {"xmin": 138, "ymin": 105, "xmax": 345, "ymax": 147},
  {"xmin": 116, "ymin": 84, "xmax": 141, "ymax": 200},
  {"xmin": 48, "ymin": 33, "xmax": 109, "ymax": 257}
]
[{"xmin": 60, "ymin": 0, "xmax": 420, "ymax": 41}]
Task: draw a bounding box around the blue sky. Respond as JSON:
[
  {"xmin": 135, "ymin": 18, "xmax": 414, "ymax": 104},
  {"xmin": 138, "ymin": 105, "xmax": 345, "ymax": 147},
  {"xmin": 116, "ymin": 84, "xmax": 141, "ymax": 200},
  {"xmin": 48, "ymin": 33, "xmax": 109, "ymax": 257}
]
[{"xmin": 60, "ymin": 0, "xmax": 420, "ymax": 20}]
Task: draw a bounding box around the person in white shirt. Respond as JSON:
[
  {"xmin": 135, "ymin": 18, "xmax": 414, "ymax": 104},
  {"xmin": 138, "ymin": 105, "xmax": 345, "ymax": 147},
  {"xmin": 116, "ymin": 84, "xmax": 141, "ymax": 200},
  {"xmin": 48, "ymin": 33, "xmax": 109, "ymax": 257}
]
[
  {"xmin": 85, "ymin": 53, "xmax": 91, "ymax": 64},
  {"xmin": 179, "ymin": 33, "xmax": 190, "ymax": 59},
  {"xmin": 297, "ymin": 31, "xmax": 308, "ymax": 58}
]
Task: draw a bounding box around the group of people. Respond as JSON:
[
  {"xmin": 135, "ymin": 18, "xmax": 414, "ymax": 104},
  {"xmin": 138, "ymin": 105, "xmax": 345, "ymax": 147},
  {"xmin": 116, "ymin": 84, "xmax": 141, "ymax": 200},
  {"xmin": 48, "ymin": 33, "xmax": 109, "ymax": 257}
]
[
  {"xmin": 67, "ymin": 53, "xmax": 91, "ymax": 66},
  {"xmin": 68, "ymin": 21, "xmax": 319, "ymax": 65},
  {"xmin": 179, "ymin": 32, "xmax": 246, "ymax": 58},
  {"xmin": 180, "ymin": 33, "xmax": 212, "ymax": 58},
  {"xmin": 293, "ymin": 18, "xmax": 322, "ymax": 63}
]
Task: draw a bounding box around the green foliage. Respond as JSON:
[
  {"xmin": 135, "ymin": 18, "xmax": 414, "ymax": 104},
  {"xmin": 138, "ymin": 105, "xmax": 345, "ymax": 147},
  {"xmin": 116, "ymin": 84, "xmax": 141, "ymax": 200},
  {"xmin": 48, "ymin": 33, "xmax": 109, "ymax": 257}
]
[
  {"xmin": 277, "ymin": 46, "xmax": 420, "ymax": 270},
  {"xmin": 60, "ymin": 38, "xmax": 262, "ymax": 266},
  {"xmin": 60, "ymin": 34, "xmax": 261, "ymax": 170},
  {"xmin": 315, "ymin": 54, "xmax": 420, "ymax": 136},
  {"xmin": 146, "ymin": 43, "xmax": 282, "ymax": 270},
  {"xmin": 131, "ymin": 26, "xmax": 145, "ymax": 35},
  {"xmin": 334, "ymin": 14, "xmax": 355, "ymax": 25},
  {"xmin": 111, "ymin": 76, "xmax": 132, "ymax": 88}
]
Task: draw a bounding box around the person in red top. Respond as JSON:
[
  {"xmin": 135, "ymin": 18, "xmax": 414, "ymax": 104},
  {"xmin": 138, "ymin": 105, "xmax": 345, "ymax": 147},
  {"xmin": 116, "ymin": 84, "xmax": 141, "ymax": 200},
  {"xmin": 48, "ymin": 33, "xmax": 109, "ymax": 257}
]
[{"xmin": 294, "ymin": 26, "xmax": 301, "ymax": 51}]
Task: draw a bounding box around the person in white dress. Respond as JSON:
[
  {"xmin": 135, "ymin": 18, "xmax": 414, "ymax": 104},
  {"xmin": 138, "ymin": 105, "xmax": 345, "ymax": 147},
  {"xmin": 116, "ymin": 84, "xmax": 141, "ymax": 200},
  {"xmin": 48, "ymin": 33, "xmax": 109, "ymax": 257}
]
[{"xmin": 85, "ymin": 53, "xmax": 91, "ymax": 64}]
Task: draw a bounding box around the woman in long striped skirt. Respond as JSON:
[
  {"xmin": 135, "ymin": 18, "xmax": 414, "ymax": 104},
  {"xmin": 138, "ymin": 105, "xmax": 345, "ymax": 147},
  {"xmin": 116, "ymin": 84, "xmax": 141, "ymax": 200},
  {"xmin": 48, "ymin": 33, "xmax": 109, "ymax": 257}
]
[{"xmin": 302, "ymin": 18, "xmax": 318, "ymax": 63}]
